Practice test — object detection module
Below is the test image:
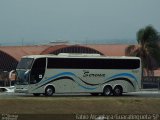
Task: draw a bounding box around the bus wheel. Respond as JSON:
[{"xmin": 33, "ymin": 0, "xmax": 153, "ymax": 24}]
[
  {"xmin": 103, "ymin": 86, "xmax": 112, "ymax": 96},
  {"xmin": 33, "ymin": 93, "xmax": 40, "ymax": 96},
  {"xmin": 113, "ymin": 86, "xmax": 123, "ymax": 96},
  {"xmin": 90, "ymin": 93, "xmax": 99, "ymax": 96},
  {"xmin": 45, "ymin": 86, "xmax": 54, "ymax": 96}
]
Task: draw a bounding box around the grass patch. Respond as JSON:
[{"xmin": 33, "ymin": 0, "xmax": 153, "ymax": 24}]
[{"xmin": 0, "ymin": 97, "xmax": 160, "ymax": 114}]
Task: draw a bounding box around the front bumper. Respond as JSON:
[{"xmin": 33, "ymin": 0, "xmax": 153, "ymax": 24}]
[{"xmin": 15, "ymin": 88, "xmax": 28, "ymax": 93}]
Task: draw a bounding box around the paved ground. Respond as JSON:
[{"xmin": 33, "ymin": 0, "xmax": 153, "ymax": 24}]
[{"xmin": 0, "ymin": 90, "xmax": 160, "ymax": 99}]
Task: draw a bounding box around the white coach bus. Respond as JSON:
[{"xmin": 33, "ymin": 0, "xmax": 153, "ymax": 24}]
[{"xmin": 15, "ymin": 53, "xmax": 141, "ymax": 96}]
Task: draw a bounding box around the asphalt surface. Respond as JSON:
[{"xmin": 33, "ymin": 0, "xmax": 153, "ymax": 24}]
[{"xmin": 0, "ymin": 90, "xmax": 160, "ymax": 99}]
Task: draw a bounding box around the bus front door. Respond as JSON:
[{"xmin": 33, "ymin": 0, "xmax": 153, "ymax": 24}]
[{"xmin": 30, "ymin": 58, "xmax": 46, "ymax": 85}]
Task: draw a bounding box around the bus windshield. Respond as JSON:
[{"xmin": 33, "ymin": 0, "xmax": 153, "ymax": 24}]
[
  {"xmin": 16, "ymin": 70, "xmax": 30, "ymax": 85},
  {"xmin": 17, "ymin": 58, "xmax": 33, "ymax": 69}
]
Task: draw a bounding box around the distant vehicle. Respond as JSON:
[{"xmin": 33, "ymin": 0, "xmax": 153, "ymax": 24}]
[
  {"xmin": 15, "ymin": 53, "xmax": 141, "ymax": 96},
  {"xmin": 0, "ymin": 86, "xmax": 15, "ymax": 93}
]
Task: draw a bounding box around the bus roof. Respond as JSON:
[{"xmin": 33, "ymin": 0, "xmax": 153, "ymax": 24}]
[{"xmin": 22, "ymin": 53, "xmax": 140, "ymax": 60}]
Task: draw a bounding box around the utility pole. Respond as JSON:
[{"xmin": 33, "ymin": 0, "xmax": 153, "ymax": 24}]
[
  {"xmin": 21, "ymin": 38, "xmax": 24, "ymax": 46},
  {"xmin": 85, "ymin": 37, "xmax": 88, "ymax": 45}
]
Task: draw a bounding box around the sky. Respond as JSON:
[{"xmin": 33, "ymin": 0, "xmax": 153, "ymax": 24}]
[{"xmin": 0, "ymin": 0, "xmax": 160, "ymax": 45}]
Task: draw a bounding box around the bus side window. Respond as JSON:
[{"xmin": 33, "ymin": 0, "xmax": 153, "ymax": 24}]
[{"xmin": 30, "ymin": 58, "xmax": 46, "ymax": 84}]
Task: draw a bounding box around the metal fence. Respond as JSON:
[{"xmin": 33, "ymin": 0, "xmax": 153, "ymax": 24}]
[{"xmin": 142, "ymin": 76, "xmax": 160, "ymax": 90}]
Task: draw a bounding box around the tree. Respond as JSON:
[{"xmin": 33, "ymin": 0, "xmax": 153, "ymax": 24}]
[{"xmin": 125, "ymin": 25, "xmax": 160, "ymax": 76}]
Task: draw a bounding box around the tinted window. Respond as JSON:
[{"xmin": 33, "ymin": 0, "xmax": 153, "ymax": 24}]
[
  {"xmin": 32, "ymin": 58, "xmax": 46, "ymax": 69},
  {"xmin": 30, "ymin": 58, "xmax": 46, "ymax": 84},
  {"xmin": 47, "ymin": 58, "xmax": 140, "ymax": 69}
]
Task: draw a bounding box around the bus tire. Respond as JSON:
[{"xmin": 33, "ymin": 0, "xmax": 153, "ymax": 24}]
[
  {"xmin": 45, "ymin": 86, "xmax": 55, "ymax": 96},
  {"xmin": 33, "ymin": 93, "xmax": 41, "ymax": 96},
  {"xmin": 103, "ymin": 86, "xmax": 112, "ymax": 96},
  {"xmin": 113, "ymin": 85, "xmax": 123, "ymax": 96}
]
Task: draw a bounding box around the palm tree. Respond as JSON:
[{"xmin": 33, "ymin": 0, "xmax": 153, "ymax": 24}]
[{"xmin": 125, "ymin": 25, "xmax": 160, "ymax": 76}]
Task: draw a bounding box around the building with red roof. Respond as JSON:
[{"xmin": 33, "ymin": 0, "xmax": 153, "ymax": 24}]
[
  {"xmin": 0, "ymin": 44, "xmax": 130, "ymax": 71},
  {"xmin": 0, "ymin": 43, "xmax": 159, "ymax": 77}
]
